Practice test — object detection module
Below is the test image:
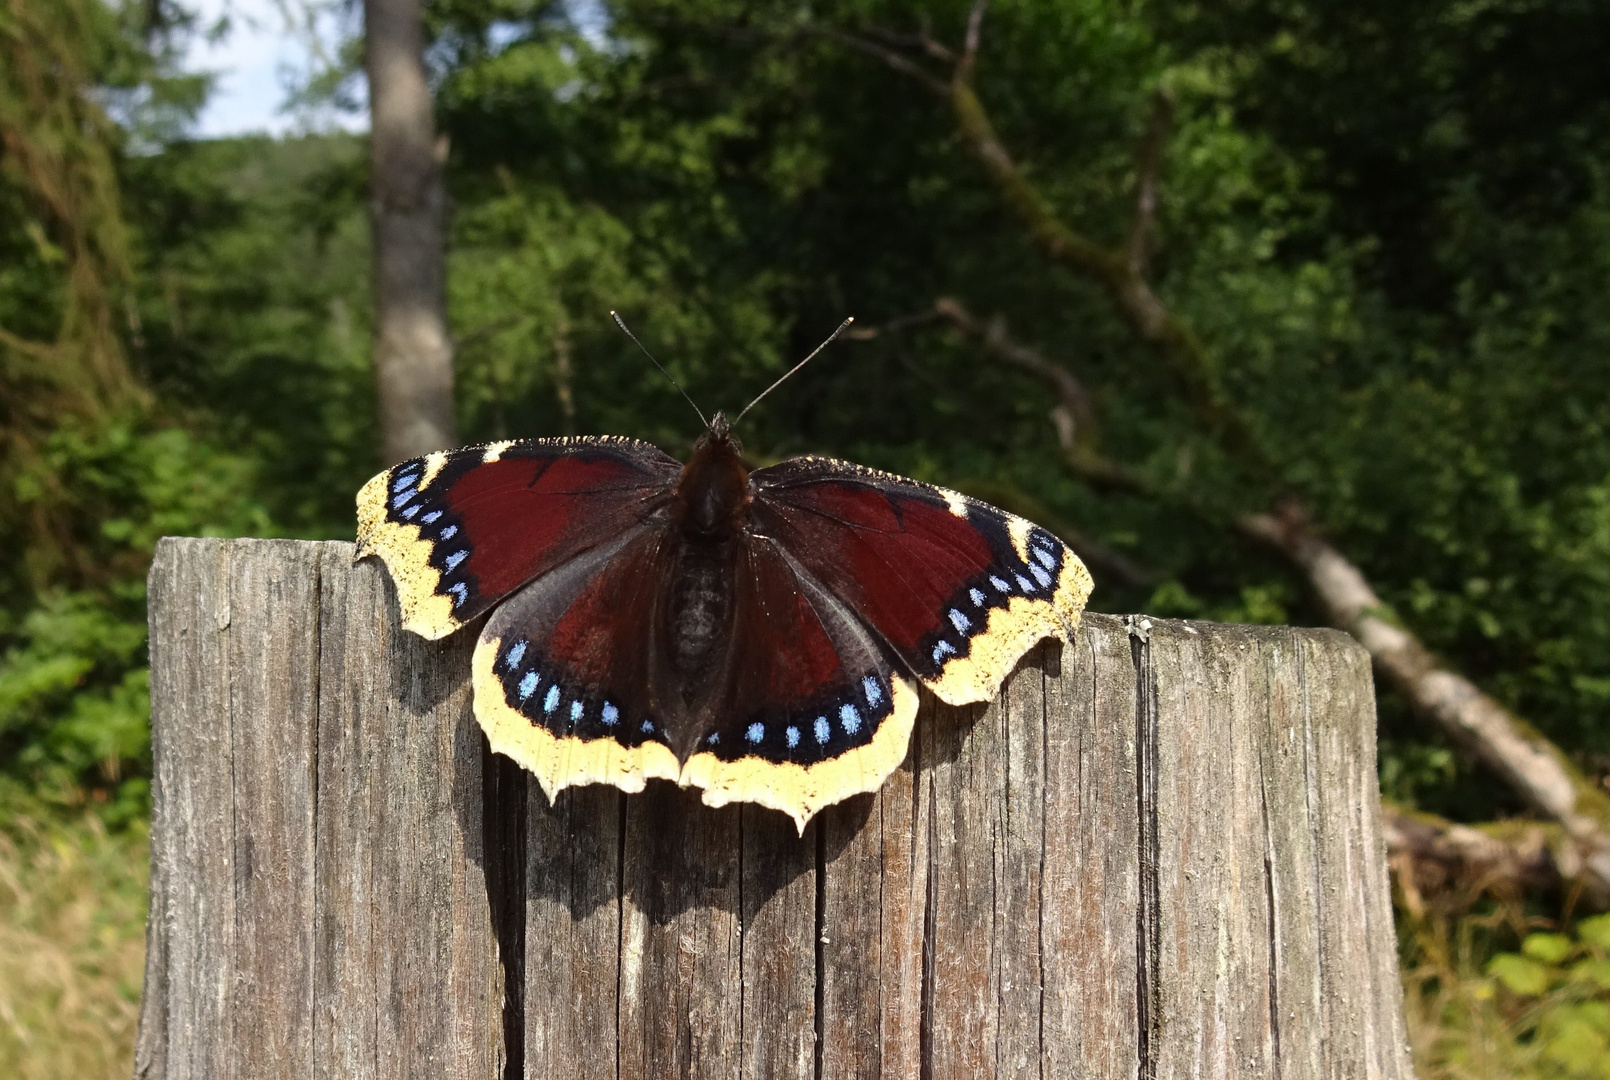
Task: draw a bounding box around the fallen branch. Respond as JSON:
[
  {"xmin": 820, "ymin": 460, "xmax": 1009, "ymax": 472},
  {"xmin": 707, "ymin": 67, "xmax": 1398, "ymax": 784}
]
[
  {"xmin": 1241, "ymin": 506, "xmax": 1610, "ymax": 901},
  {"xmin": 932, "ymin": 299, "xmax": 1610, "ymax": 901},
  {"xmin": 1383, "ymin": 802, "xmax": 1598, "ymax": 912}
]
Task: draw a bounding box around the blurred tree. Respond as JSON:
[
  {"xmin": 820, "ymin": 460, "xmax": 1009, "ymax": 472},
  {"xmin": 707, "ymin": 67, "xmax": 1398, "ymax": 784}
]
[
  {"xmin": 1, "ymin": 0, "xmax": 145, "ymax": 591},
  {"xmin": 0, "ymin": 0, "xmax": 267, "ymax": 813},
  {"xmin": 366, "ymin": 0, "xmax": 456, "ymax": 462}
]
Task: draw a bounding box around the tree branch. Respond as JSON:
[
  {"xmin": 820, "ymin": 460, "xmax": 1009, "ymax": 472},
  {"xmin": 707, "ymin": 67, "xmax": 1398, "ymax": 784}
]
[
  {"xmin": 934, "ymin": 298, "xmax": 1096, "ymax": 448},
  {"xmin": 931, "ymin": 298, "xmax": 1156, "ymax": 495},
  {"xmin": 1383, "ymin": 803, "xmax": 1604, "ymax": 911},
  {"xmin": 959, "ymin": 0, "xmax": 987, "ymax": 75},
  {"xmin": 935, "ymin": 301, "xmax": 1610, "ymax": 902},
  {"xmin": 811, "ymin": 27, "xmax": 949, "ymax": 97},
  {"xmin": 940, "ymin": 18, "xmax": 1264, "ymax": 471},
  {"xmin": 825, "ymin": 11, "xmax": 1610, "ymax": 899}
]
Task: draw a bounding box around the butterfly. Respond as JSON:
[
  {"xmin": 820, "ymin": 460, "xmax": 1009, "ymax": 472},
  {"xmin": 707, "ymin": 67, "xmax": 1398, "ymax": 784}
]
[
  {"xmin": 356, "ymin": 322, "xmax": 1092, "ymax": 831},
  {"xmin": 356, "ymin": 415, "xmax": 1091, "ymax": 831}
]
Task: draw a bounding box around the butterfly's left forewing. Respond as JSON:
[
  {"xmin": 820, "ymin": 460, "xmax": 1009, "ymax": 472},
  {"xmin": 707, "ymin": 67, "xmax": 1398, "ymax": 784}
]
[
  {"xmin": 356, "ymin": 436, "xmax": 681, "ymax": 639},
  {"xmin": 749, "ymin": 456, "xmax": 1093, "ymax": 705}
]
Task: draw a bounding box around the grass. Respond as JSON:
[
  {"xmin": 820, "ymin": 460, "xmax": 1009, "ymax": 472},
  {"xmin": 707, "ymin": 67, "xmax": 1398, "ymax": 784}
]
[
  {"xmin": 0, "ymin": 806, "xmax": 148, "ymax": 1080},
  {"xmin": 1400, "ymin": 875, "xmax": 1610, "ymax": 1080}
]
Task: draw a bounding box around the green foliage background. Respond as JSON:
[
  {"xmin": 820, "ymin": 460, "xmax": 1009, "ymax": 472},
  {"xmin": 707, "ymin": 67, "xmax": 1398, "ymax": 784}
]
[{"xmin": 3, "ymin": 0, "xmax": 1610, "ymax": 1072}]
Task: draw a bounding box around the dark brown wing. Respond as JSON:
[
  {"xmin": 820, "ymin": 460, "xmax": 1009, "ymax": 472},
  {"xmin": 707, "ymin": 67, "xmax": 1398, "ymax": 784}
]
[
  {"xmin": 748, "ymin": 455, "xmax": 1093, "ymax": 705},
  {"xmin": 679, "ymin": 536, "xmax": 919, "ymax": 831},
  {"xmin": 356, "ymin": 436, "xmax": 681, "ymax": 639}
]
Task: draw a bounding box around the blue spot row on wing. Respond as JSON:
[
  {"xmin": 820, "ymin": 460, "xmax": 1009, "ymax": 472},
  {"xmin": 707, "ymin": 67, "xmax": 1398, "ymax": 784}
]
[
  {"xmin": 920, "ymin": 525, "xmax": 1067, "ymax": 674},
  {"xmin": 496, "ymin": 638, "xmax": 658, "ymax": 747},
  {"xmin": 717, "ymin": 671, "xmax": 889, "ymax": 765},
  {"xmin": 384, "ymin": 462, "xmax": 478, "ymax": 613}
]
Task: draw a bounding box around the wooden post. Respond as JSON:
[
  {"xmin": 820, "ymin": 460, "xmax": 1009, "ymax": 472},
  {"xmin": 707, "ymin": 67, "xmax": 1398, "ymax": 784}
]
[{"xmin": 134, "ymin": 537, "xmax": 1414, "ymax": 1079}]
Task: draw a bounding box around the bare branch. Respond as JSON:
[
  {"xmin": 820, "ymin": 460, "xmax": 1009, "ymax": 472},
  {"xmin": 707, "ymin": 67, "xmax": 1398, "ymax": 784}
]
[
  {"xmin": 937, "ymin": 42, "xmax": 1271, "ymax": 474},
  {"xmin": 929, "ymin": 297, "xmax": 1161, "ymax": 497},
  {"xmin": 0, "ymin": 324, "xmax": 57, "ymax": 360},
  {"xmin": 1241, "ymin": 504, "xmax": 1610, "ymax": 904},
  {"xmin": 840, "ymin": 308, "xmax": 943, "ymax": 340},
  {"xmin": 959, "ymin": 0, "xmax": 988, "ymax": 77},
  {"xmin": 809, "ymin": 27, "xmax": 949, "ymax": 97},
  {"xmin": 823, "ymin": 11, "xmax": 1610, "ymax": 905},
  {"xmin": 917, "ymin": 32, "xmax": 954, "ymax": 63},
  {"xmin": 933, "ymin": 297, "xmax": 1097, "ymax": 448},
  {"xmin": 1125, "ymin": 90, "xmax": 1173, "ymax": 277},
  {"xmin": 936, "ymin": 283, "xmax": 1610, "ymax": 895},
  {"xmin": 856, "ymin": 26, "xmax": 952, "ymax": 63}
]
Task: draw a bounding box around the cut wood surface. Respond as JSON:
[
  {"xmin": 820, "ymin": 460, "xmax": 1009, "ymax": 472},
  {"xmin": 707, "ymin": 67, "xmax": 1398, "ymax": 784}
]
[{"xmin": 135, "ymin": 537, "xmax": 1413, "ymax": 1079}]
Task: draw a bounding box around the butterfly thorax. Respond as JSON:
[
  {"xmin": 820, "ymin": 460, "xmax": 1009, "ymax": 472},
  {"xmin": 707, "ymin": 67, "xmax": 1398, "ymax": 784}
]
[{"xmin": 672, "ymin": 418, "xmax": 751, "ymax": 540}]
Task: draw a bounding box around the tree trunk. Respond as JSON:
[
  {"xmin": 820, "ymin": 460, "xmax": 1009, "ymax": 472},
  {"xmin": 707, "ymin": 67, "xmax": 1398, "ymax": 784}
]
[
  {"xmin": 134, "ymin": 537, "xmax": 1415, "ymax": 1079},
  {"xmin": 365, "ymin": 0, "xmax": 456, "ymax": 464}
]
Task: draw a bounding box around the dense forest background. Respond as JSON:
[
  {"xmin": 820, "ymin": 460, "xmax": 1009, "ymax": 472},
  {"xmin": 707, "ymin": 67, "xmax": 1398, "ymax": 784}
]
[{"xmin": 4, "ymin": 0, "xmax": 1610, "ymax": 1075}]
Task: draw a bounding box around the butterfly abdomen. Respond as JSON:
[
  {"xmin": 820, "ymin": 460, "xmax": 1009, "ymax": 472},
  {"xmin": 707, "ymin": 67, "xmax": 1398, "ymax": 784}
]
[{"xmin": 667, "ymin": 543, "xmax": 733, "ymax": 683}]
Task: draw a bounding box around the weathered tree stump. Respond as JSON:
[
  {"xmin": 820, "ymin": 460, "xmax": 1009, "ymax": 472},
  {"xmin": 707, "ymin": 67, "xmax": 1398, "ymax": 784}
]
[{"xmin": 133, "ymin": 537, "xmax": 1413, "ymax": 1079}]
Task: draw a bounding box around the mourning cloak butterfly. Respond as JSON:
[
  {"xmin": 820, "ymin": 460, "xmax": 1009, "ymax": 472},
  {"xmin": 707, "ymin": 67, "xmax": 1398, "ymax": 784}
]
[{"xmin": 356, "ymin": 412, "xmax": 1092, "ymax": 830}]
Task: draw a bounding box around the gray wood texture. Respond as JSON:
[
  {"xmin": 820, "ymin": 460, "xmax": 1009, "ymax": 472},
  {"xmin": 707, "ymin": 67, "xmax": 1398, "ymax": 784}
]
[{"xmin": 136, "ymin": 538, "xmax": 1414, "ymax": 1079}]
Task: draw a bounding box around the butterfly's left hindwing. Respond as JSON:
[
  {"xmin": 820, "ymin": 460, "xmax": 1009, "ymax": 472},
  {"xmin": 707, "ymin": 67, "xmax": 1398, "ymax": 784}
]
[
  {"xmin": 749, "ymin": 456, "xmax": 1093, "ymax": 706},
  {"xmin": 472, "ymin": 527, "xmax": 685, "ymax": 804},
  {"xmin": 355, "ymin": 437, "xmax": 681, "ymax": 639}
]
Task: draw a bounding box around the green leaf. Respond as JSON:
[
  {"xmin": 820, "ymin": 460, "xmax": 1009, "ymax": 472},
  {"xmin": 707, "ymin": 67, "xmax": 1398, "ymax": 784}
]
[
  {"xmin": 1578, "ymin": 915, "xmax": 1610, "ymax": 951},
  {"xmin": 1542, "ymin": 1006, "xmax": 1610, "ymax": 1077},
  {"xmin": 1524, "ymin": 931, "xmax": 1577, "ymax": 965},
  {"xmin": 1569, "ymin": 958, "xmax": 1610, "ymax": 991},
  {"xmin": 1488, "ymin": 953, "xmax": 1551, "ymax": 997}
]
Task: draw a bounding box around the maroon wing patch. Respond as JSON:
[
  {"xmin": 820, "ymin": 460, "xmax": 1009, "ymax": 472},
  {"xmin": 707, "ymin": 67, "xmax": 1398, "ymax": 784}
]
[
  {"xmin": 749, "ymin": 456, "xmax": 1093, "ymax": 705},
  {"xmin": 355, "ymin": 437, "xmax": 680, "ymax": 638}
]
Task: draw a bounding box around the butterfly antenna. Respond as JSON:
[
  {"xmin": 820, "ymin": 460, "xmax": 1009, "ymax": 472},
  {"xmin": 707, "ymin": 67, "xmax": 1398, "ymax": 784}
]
[
  {"xmin": 733, "ymin": 317, "xmax": 854, "ymax": 427},
  {"xmin": 611, "ymin": 310, "xmax": 709, "ymax": 429}
]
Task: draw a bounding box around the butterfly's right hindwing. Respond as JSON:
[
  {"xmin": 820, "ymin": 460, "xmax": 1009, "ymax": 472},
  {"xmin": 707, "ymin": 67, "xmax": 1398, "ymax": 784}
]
[{"xmin": 749, "ymin": 455, "xmax": 1093, "ymax": 706}]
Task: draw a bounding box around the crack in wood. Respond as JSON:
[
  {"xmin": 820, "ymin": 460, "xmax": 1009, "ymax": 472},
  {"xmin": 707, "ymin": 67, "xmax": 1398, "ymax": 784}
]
[
  {"xmin": 481, "ymin": 743, "xmax": 526, "ymax": 1079},
  {"xmin": 1131, "ymin": 627, "xmax": 1160, "ymax": 1080}
]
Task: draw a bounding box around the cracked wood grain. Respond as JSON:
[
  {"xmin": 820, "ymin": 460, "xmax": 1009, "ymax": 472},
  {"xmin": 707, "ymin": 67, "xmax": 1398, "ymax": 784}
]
[{"xmin": 137, "ymin": 539, "xmax": 1411, "ymax": 1079}]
